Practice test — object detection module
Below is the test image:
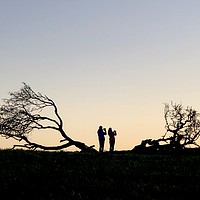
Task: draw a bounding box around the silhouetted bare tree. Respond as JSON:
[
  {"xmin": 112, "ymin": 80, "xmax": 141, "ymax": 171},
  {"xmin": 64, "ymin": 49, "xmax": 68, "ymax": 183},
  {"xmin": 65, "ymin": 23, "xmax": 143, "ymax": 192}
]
[
  {"xmin": 133, "ymin": 102, "xmax": 200, "ymax": 152},
  {"xmin": 162, "ymin": 102, "xmax": 200, "ymax": 149},
  {"xmin": 0, "ymin": 83, "xmax": 96, "ymax": 152}
]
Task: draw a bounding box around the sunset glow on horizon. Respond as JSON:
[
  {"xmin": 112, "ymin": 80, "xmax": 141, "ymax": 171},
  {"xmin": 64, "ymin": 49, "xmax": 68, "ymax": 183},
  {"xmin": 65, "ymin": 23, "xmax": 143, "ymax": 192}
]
[{"xmin": 1, "ymin": 0, "xmax": 200, "ymax": 151}]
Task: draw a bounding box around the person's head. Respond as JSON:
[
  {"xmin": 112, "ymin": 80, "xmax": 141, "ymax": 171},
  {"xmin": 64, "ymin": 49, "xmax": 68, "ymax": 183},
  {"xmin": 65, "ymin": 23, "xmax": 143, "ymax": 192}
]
[{"xmin": 99, "ymin": 126, "xmax": 103, "ymax": 130}]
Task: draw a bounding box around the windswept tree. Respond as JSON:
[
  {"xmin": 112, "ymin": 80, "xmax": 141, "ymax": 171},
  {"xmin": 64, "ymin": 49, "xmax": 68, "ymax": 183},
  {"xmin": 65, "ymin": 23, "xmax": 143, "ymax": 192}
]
[
  {"xmin": 133, "ymin": 102, "xmax": 200, "ymax": 152},
  {"xmin": 0, "ymin": 83, "xmax": 96, "ymax": 152},
  {"xmin": 162, "ymin": 102, "xmax": 200, "ymax": 148}
]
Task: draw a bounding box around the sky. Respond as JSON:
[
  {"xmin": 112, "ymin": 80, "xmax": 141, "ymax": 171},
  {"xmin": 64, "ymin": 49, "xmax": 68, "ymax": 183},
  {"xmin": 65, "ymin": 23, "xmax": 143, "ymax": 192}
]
[{"xmin": 1, "ymin": 0, "xmax": 200, "ymax": 151}]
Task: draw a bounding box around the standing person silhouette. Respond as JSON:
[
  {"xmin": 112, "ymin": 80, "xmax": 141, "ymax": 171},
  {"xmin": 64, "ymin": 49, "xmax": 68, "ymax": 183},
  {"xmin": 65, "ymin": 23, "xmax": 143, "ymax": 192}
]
[
  {"xmin": 108, "ymin": 127, "xmax": 117, "ymax": 152},
  {"xmin": 97, "ymin": 126, "xmax": 107, "ymax": 152}
]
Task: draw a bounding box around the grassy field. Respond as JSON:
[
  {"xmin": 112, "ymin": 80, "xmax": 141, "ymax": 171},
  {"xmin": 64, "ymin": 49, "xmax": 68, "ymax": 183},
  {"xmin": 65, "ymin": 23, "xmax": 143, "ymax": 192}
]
[{"xmin": 0, "ymin": 149, "xmax": 200, "ymax": 199}]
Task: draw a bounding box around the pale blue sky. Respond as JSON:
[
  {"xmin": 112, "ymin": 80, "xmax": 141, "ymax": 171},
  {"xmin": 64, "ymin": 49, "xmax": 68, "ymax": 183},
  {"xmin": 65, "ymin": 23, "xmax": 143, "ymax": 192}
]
[{"xmin": 1, "ymin": 0, "xmax": 200, "ymax": 150}]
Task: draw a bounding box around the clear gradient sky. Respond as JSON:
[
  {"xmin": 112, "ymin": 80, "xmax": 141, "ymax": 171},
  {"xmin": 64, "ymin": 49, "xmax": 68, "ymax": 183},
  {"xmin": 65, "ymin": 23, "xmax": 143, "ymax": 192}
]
[{"xmin": 1, "ymin": 0, "xmax": 200, "ymax": 151}]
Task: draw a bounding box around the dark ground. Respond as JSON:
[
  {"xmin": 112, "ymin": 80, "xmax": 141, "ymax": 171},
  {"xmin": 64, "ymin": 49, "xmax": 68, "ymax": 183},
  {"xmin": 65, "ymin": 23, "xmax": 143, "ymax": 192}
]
[{"xmin": 0, "ymin": 149, "xmax": 200, "ymax": 199}]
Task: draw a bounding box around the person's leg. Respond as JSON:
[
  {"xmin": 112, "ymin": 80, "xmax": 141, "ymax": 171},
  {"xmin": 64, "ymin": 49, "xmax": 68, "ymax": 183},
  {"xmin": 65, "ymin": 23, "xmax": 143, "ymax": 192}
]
[
  {"xmin": 109, "ymin": 140, "xmax": 112, "ymax": 152},
  {"xmin": 102, "ymin": 139, "xmax": 105, "ymax": 152},
  {"xmin": 110, "ymin": 140, "xmax": 115, "ymax": 151},
  {"xmin": 99, "ymin": 140, "xmax": 102, "ymax": 152},
  {"xmin": 112, "ymin": 140, "xmax": 115, "ymax": 151},
  {"xmin": 99, "ymin": 139, "xmax": 105, "ymax": 152}
]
